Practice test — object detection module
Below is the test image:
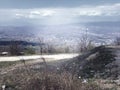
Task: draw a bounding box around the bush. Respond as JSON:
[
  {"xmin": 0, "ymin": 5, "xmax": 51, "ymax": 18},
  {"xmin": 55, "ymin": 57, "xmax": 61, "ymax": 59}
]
[
  {"xmin": 24, "ymin": 47, "xmax": 35, "ymax": 55},
  {"xmin": 0, "ymin": 70, "xmax": 106, "ymax": 90},
  {"xmin": 62, "ymin": 46, "xmax": 117, "ymax": 79},
  {"xmin": 23, "ymin": 73, "xmax": 104, "ymax": 90},
  {"xmin": 80, "ymin": 46, "xmax": 116, "ymax": 78}
]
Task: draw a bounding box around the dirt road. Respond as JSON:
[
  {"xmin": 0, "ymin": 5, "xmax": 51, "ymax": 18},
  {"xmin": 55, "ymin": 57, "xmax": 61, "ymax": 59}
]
[
  {"xmin": 0, "ymin": 54, "xmax": 79, "ymax": 75},
  {"xmin": 0, "ymin": 54, "xmax": 79, "ymax": 62}
]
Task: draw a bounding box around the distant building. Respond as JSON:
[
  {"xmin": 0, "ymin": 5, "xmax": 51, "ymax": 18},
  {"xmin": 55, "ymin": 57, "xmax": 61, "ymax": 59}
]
[{"xmin": 1, "ymin": 52, "xmax": 8, "ymax": 56}]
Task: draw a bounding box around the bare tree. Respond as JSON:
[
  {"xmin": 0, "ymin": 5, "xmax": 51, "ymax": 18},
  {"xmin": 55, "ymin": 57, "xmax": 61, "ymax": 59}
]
[
  {"xmin": 38, "ymin": 37, "xmax": 45, "ymax": 55},
  {"xmin": 9, "ymin": 41, "xmax": 22, "ymax": 55},
  {"xmin": 37, "ymin": 37, "xmax": 48, "ymax": 88},
  {"xmin": 78, "ymin": 29, "xmax": 94, "ymax": 53},
  {"xmin": 114, "ymin": 37, "xmax": 120, "ymax": 45}
]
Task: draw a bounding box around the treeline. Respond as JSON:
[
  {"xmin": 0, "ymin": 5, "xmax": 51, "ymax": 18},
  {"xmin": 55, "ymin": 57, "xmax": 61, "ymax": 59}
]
[
  {"xmin": 0, "ymin": 40, "xmax": 38, "ymax": 46},
  {"xmin": 0, "ymin": 40, "xmax": 74, "ymax": 56}
]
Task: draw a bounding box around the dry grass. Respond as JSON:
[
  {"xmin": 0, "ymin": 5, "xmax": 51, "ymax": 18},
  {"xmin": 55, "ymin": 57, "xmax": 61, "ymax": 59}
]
[
  {"xmin": 0, "ymin": 56, "xmax": 118, "ymax": 90},
  {"xmin": 0, "ymin": 69, "xmax": 110, "ymax": 90},
  {"xmin": 23, "ymin": 72, "xmax": 106, "ymax": 90}
]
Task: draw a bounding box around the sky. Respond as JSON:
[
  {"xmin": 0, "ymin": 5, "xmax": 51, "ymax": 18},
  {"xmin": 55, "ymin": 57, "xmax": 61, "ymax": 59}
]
[{"xmin": 0, "ymin": 0, "xmax": 120, "ymax": 26}]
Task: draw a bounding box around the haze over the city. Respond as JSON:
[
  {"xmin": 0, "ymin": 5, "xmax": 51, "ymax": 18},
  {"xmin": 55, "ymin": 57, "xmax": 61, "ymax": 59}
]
[{"xmin": 0, "ymin": 0, "xmax": 120, "ymax": 45}]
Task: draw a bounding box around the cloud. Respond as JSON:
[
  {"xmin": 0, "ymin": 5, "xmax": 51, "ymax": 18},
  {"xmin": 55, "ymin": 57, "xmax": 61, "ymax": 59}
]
[
  {"xmin": 73, "ymin": 3, "xmax": 120, "ymax": 16},
  {"xmin": 13, "ymin": 3, "xmax": 120, "ymax": 19},
  {"xmin": 0, "ymin": 3, "xmax": 120, "ymax": 25}
]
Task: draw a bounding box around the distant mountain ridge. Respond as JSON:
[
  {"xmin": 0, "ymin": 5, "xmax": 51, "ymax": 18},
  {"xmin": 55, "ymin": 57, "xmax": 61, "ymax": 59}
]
[{"xmin": 0, "ymin": 40, "xmax": 38, "ymax": 46}]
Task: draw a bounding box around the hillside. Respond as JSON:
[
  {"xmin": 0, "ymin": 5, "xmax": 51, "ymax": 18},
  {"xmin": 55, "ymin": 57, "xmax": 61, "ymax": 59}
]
[
  {"xmin": 0, "ymin": 46, "xmax": 120, "ymax": 90},
  {"xmin": 62, "ymin": 46, "xmax": 120, "ymax": 79}
]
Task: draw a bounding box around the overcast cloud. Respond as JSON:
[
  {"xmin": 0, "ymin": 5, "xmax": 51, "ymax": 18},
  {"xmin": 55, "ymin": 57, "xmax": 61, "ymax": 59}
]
[{"xmin": 0, "ymin": 0, "xmax": 120, "ymax": 25}]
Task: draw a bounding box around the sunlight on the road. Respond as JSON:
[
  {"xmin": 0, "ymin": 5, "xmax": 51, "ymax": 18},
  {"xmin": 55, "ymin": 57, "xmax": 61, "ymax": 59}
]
[{"xmin": 0, "ymin": 54, "xmax": 79, "ymax": 62}]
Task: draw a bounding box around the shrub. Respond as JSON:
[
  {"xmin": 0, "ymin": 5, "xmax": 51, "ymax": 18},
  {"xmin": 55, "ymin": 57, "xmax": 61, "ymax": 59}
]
[
  {"xmin": 23, "ymin": 73, "xmax": 104, "ymax": 90},
  {"xmin": 80, "ymin": 46, "xmax": 116, "ymax": 78},
  {"xmin": 24, "ymin": 47, "xmax": 35, "ymax": 55}
]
